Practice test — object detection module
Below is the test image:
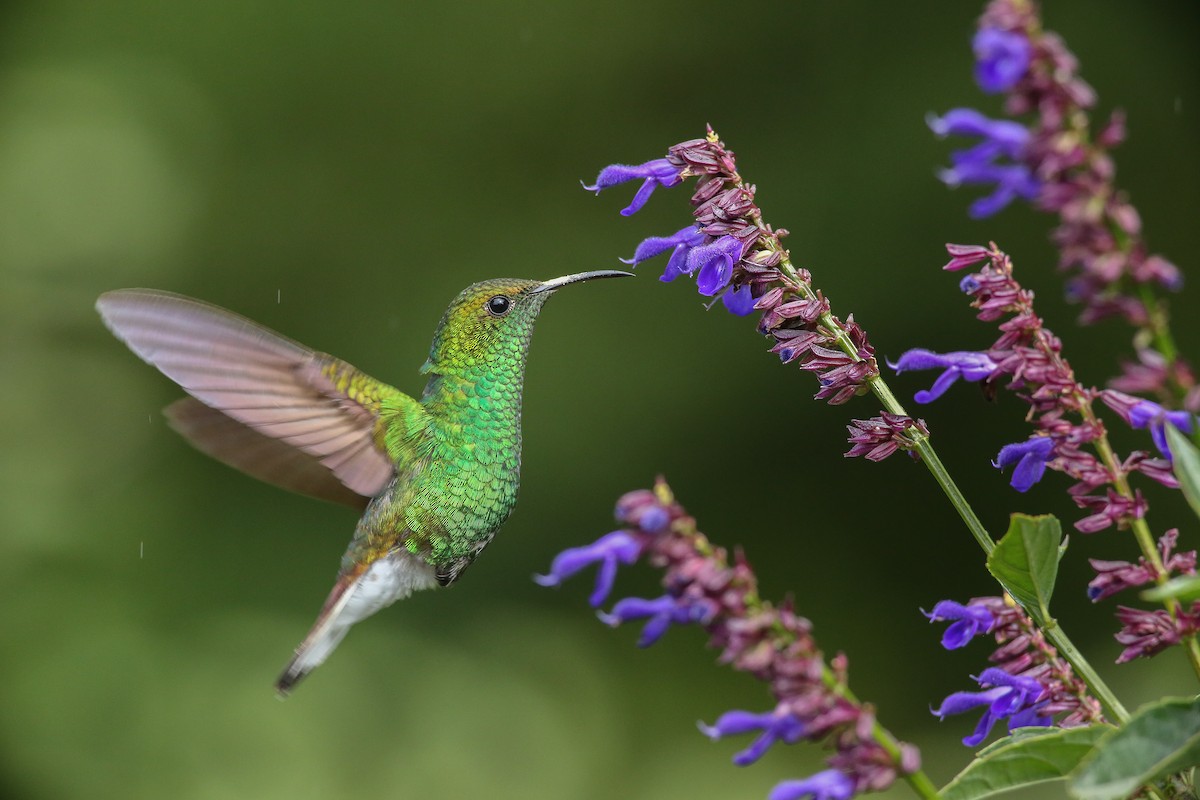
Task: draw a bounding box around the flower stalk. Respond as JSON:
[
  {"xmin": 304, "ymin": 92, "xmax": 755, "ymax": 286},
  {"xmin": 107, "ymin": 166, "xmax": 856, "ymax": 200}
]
[
  {"xmin": 586, "ymin": 127, "xmax": 1133, "ymax": 724},
  {"xmin": 891, "ymin": 242, "xmax": 1200, "ymax": 679},
  {"xmin": 537, "ymin": 479, "xmax": 940, "ymax": 799},
  {"xmin": 934, "ymin": 0, "xmax": 1195, "ymax": 411}
]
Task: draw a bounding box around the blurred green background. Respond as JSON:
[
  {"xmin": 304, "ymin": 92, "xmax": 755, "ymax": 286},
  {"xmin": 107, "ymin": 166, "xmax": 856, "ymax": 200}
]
[{"xmin": 2, "ymin": 1, "xmax": 1197, "ymax": 798}]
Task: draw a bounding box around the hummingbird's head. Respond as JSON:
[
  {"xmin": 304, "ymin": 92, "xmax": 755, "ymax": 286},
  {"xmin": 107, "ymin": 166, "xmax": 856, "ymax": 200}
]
[{"xmin": 422, "ymin": 271, "xmax": 631, "ymax": 376}]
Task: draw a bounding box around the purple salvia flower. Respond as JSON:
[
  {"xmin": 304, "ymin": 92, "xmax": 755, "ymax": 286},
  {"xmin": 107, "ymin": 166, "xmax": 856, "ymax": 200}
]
[
  {"xmin": 1114, "ymin": 605, "xmax": 1200, "ymax": 663},
  {"xmin": 533, "ymin": 530, "xmax": 643, "ymax": 607},
  {"xmin": 938, "ymin": 596, "xmax": 1104, "ymax": 728},
  {"xmin": 688, "ymin": 235, "xmax": 746, "ymax": 296},
  {"xmin": 956, "ymin": 163, "xmax": 1041, "ymax": 219},
  {"xmin": 924, "ymin": 600, "xmax": 996, "ymax": 650},
  {"xmin": 928, "ymin": 109, "xmax": 1031, "ymax": 156},
  {"xmin": 598, "ymin": 594, "xmax": 716, "ymax": 647},
  {"xmin": 614, "ymin": 489, "xmax": 673, "ymax": 533},
  {"xmin": 844, "ymin": 414, "xmax": 929, "ymax": 461},
  {"xmin": 1127, "ymin": 400, "xmax": 1195, "ymax": 462},
  {"xmin": 767, "ymin": 769, "xmax": 856, "ymax": 800},
  {"xmin": 932, "ymin": 668, "xmax": 1050, "ymax": 747},
  {"xmin": 582, "ymin": 157, "xmax": 682, "ymax": 216},
  {"xmin": 621, "ymin": 226, "xmax": 707, "ymax": 282},
  {"xmin": 973, "ymin": 28, "xmax": 1031, "ymax": 93},
  {"xmin": 1101, "ymin": 390, "xmax": 1196, "ymax": 460},
  {"xmin": 1110, "ymin": 348, "xmax": 1196, "ymax": 405},
  {"xmin": 698, "ymin": 707, "xmax": 806, "ymax": 766},
  {"xmin": 541, "ymin": 479, "xmax": 922, "ymax": 791},
  {"xmin": 1074, "ymin": 489, "xmax": 1148, "ymax": 534},
  {"xmin": 1087, "ymin": 559, "xmax": 1156, "ymax": 603},
  {"xmin": 941, "ymin": 245, "xmax": 1173, "ymax": 531},
  {"xmin": 928, "ymin": 109, "xmax": 1040, "ymax": 218},
  {"xmin": 592, "ymin": 129, "xmax": 882, "ymax": 413},
  {"xmin": 1088, "ymin": 530, "xmax": 1194, "ymax": 602},
  {"xmin": 721, "ymin": 284, "xmax": 757, "ymax": 316},
  {"xmin": 887, "ymin": 348, "xmax": 999, "ymax": 403},
  {"xmin": 963, "ymin": 1, "xmax": 1196, "ymax": 407},
  {"xmin": 943, "ymin": 243, "xmax": 992, "ymax": 272},
  {"xmin": 993, "ymin": 436, "xmax": 1055, "ymax": 492}
]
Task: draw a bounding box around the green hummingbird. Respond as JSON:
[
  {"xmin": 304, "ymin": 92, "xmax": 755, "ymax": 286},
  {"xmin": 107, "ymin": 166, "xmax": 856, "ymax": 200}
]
[{"xmin": 95, "ymin": 270, "xmax": 631, "ymax": 695}]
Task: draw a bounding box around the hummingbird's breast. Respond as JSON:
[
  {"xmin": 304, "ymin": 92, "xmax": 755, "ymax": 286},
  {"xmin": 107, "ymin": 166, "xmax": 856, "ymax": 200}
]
[{"xmin": 382, "ymin": 366, "xmax": 526, "ymax": 575}]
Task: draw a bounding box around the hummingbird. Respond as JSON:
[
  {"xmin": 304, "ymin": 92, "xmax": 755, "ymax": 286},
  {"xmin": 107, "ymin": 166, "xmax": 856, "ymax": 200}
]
[{"xmin": 95, "ymin": 270, "xmax": 631, "ymax": 695}]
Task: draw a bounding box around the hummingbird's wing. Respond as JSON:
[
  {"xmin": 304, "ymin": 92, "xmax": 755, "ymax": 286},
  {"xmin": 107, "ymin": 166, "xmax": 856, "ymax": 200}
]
[
  {"xmin": 96, "ymin": 289, "xmax": 427, "ymax": 507},
  {"xmin": 162, "ymin": 397, "xmax": 370, "ymax": 508}
]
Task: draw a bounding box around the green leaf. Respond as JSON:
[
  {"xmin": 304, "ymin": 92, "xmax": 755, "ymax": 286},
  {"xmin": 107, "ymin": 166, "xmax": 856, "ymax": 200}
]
[
  {"xmin": 1141, "ymin": 574, "xmax": 1200, "ymax": 603},
  {"xmin": 941, "ymin": 726, "xmax": 1112, "ymax": 800},
  {"xmin": 1166, "ymin": 425, "xmax": 1200, "ymax": 520},
  {"xmin": 987, "ymin": 514, "xmax": 1063, "ymax": 624},
  {"xmin": 1070, "ymin": 696, "xmax": 1200, "ymax": 800}
]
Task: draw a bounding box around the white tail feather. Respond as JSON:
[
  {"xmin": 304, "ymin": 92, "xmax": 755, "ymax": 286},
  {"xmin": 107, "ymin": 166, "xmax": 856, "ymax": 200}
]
[{"xmin": 275, "ymin": 551, "xmax": 437, "ymax": 696}]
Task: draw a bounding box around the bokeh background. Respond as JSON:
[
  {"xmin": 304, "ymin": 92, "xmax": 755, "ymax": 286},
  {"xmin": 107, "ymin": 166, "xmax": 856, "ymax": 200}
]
[{"xmin": 2, "ymin": 1, "xmax": 1198, "ymax": 798}]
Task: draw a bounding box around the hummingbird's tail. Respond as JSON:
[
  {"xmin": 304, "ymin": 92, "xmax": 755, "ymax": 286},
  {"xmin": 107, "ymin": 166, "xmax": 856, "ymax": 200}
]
[{"xmin": 275, "ymin": 551, "xmax": 438, "ymax": 697}]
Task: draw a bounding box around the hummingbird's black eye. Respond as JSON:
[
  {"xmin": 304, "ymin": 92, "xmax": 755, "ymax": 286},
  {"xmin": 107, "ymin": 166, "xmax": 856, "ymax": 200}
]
[{"xmin": 486, "ymin": 295, "xmax": 512, "ymax": 317}]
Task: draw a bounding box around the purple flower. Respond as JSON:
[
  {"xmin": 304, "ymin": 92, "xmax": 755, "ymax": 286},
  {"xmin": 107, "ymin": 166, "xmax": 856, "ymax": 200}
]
[
  {"xmin": 923, "ymin": 600, "xmax": 996, "ymax": 649},
  {"xmin": 721, "ymin": 284, "xmax": 756, "ymax": 316},
  {"xmin": 621, "ymin": 226, "xmax": 707, "ymax": 282},
  {"xmin": 598, "ymin": 594, "xmax": 716, "ymax": 647},
  {"xmin": 1088, "ymin": 558, "xmax": 1155, "ymax": 603},
  {"xmin": 932, "ymin": 668, "xmax": 1050, "ymax": 747},
  {"xmin": 614, "ymin": 489, "xmax": 672, "ymax": 532},
  {"xmin": 768, "ymin": 770, "xmax": 856, "ymax": 800},
  {"xmin": 973, "ymin": 28, "xmax": 1032, "ymax": 93},
  {"xmin": 929, "ymin": 109, "xmax": 1030, "ymax": 160},
  {"xmin": 928, "ymin": 109, "xmax": 1041, "ymax": 218},
  {"xmin": 688, "ymin": 235, "xmax": 746, "ymax": 296},
  {"xmin": 844, "ymin": 414, "xmax": 928, "ymax": 461},
  {"xmin": 1127, "ymin": 400, "xmax": 1195, "ymax": 462},
  {"xmin": 698, "ymin": 708, "xmax": 806, "ymax": 766},
  {"xmin": 1114, "ymin": 605, "xmax": 1199, "ymax": 663},
  {"xmin": 534, "ymin": 531, "xmax": 643, "ymax": 607},
  {"xmin": 993, "ymin": 436, "xmax": 1055, "ymax": 492},
  {"xmin": 942, "ymin": 243, "xmax": 992, "ymax": 272},
  {"xmin": 887, "ymin": 348, "xmax": 998, "ymax": 403},
  {"xmin": 583, "ymin": 158, "xmax": 682, "ymax": 216}
]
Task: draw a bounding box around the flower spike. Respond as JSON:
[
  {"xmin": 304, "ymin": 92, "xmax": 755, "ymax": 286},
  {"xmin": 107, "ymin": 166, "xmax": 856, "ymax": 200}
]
[{"xmin": 536, "ymin": 480, "xmax": 924, "ymax": 796}]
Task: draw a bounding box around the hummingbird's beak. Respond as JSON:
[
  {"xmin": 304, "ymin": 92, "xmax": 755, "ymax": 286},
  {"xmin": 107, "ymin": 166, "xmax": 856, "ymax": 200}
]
[{"xmin": 532, "ymin": 269, "xmax": 634, "ymax": 294}]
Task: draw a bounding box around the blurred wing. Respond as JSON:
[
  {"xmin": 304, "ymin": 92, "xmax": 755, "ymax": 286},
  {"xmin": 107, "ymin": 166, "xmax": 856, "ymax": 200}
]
[
  {"xmin": 96, "ymin": 289, "xmax": 424, "ymax": 502},
  {"xmin": 164, "ymin": 397, "xmax": 369, "ymax": 509}
]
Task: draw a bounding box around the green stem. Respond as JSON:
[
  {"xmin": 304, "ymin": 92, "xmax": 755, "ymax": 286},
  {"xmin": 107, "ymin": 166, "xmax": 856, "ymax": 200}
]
[
  {"xmin": 1034, "ymin": 618, "xmax": 1129, "ymax": 723},
  {"xmin": 1138, "ymin": 285, "xmax": 1180, "ymax": 368}
]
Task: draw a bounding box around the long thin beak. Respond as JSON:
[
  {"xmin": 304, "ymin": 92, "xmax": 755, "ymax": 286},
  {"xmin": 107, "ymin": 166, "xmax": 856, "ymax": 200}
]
[{"xmin": 532, "ymin": 269, "xmax": 634, "ymax": 294}]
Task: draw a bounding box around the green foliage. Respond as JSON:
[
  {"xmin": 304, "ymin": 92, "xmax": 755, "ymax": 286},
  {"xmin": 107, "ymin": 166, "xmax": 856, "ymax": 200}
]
[
  {"xmin": 987, "ymin": 514, "xmax": 1064, "ymax": 625},
  {"xmin": 1069, "ymin": 697, "xmax": 1200, "ymax": 800},
  {"xmin": 1167, "ymin": 425, "xmax": 1200, "ymax": 521},
  {"xmin": 941, "ymin": 725, "xmax": 1113, "ymax": 800},
  {"xmin": 1141, "ymin": 575, "xmax": 1200, "ymax": 604}
]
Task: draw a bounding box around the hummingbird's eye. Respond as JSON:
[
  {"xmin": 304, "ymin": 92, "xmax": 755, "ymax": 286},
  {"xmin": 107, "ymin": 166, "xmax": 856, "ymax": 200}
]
[{"xmin": 486, "ymin": 295, "xmax": 512, "ymax": 317}]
